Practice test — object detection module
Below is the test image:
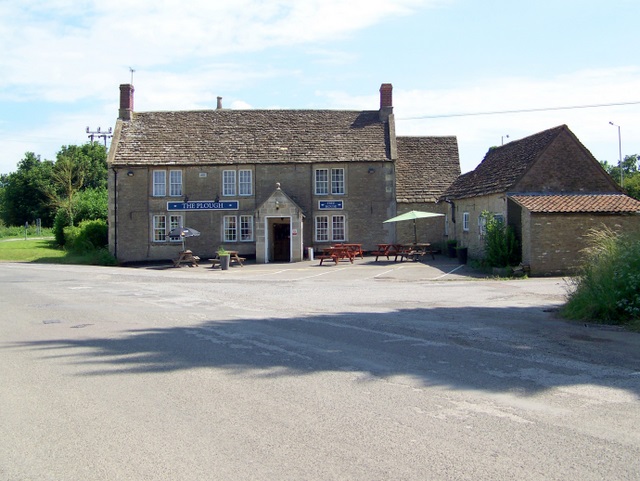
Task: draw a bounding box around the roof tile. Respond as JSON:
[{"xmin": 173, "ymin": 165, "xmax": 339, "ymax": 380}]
[
  {"xmin": 395, "ymin": 136, "xmax": 460, "ymax": 203},
  {"xmin": 111, "ymin": 109, "xmax": 391, "ymax": 165},
  {"xmin": 509, "ymin": 193, "xmax": 640, "ymax": 213}
]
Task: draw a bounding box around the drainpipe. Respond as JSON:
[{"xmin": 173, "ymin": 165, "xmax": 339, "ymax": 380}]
[{"xmin": 444, "ymin": 199, "xmax": 456, "ymax": 223}]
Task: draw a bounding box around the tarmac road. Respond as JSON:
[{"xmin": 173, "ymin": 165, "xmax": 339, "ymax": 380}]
[{"xmin": 1, "ymin": 259, "xmax": 639, "ymax": 480}]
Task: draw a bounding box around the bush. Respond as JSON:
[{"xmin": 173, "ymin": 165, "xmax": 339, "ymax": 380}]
[
  {"xmin": 64, "ymin": 219, "xmax": 108, "ymax": 253},
  {"xmin": 53, "ymin": 208, "xmax": 71, "ymax": 246},
  {"xmin": 482, "ymin": 212, "xmax": 520, "ymax": 268},
  {"xmin": 562, "ymin": 227, "xmax": 640, "ymax": 326},
  {"xmin": 74, "ymin": 187, "xmax": 107, "ymax": 222}
]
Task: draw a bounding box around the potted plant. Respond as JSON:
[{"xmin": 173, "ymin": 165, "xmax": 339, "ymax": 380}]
[
  {"xmin": 456, "ymin": 245, "xmax": 468, "ymax": 264},
  {"xmin": 446, "ymin": 239, "xmax": 457, "ymax": 258},
  {"xmin": 217, "ymin": 246, "xmax": 230, "ymax": 270}
]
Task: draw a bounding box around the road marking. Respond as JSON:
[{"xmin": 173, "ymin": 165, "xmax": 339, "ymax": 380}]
[{"xmin": 432, "ymin": 264, "xmax": 464, "ymax": 279}]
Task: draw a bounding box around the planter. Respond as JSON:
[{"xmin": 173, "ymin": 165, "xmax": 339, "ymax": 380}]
[
  {"xmin": 219, "ymin": 254, "xmax": 230, "ymax": 270},
  {"xmin": 447, "ymin": 243, "xmax": 457, "ymax": 258},
  {"xmin": 456, "ymin": 247, "xmax": 468, "ymax": 264}
]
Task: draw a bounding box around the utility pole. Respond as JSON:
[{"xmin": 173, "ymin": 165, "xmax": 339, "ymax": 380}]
[
  {"xmin": 86, "ymin": 126, "xmax": 113, "ymax": 147},
  {"xmin": 609, "ymin": 122, "xmax": 623, "ymax": 187}
]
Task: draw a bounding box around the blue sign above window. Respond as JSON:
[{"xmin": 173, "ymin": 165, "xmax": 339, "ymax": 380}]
[
  {"xmin": 167, "ymin": 201, "xmax": 239, "ymax": 211},
  {"xmin": 319, "ymin": 200, "xmax": 344, "ymax": 210}
]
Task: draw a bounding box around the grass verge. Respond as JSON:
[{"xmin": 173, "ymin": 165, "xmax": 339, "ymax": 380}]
[
  {"xmin": 561, "ymin": 227, "xmax": 640, "ymax": 330},
  {"xmin": 0, "ymin": 238, "xmax": 117, "ymax": 265}
]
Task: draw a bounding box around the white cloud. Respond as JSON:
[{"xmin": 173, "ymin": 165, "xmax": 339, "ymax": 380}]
[
  {"xmin": 388, "ymin": 67, "xmax": 640, "ymax": 172},
  {"xmin": 0, "ymin": 0, "xmax": 436, "ymax": 102}
]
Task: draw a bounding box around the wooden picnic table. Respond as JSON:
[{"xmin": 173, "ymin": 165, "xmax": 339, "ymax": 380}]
[
  {"xmin": 173, "ymin": 250, "xmax": 200, "ymax": 267},
  {"xmin": 372, "ymin": 243, "xmax": 434, "ymax": 262},
  {"xmin": 317, "ymin": 246, "xmax": 355, "ymax": 265},
  {"xmin": 209, "ymin": 250, "xmax": 246, "ymax": 268},
  {"xmin": 371, "ymin": 243, "xmax": 403, "ymax": 261},
  {"xmin": 397, "ymin": 243, "xmax": 435, "ymax": 261},
  {"xmin": 339, "ymin": 243, "xmax": 364, "ymax": 259}
]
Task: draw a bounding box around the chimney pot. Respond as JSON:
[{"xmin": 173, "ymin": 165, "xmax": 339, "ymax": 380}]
[
  {"xmin": 217, "ymin": 96, "xmax": 223, "ymax": 109},
  {"xmin": 119, "ymin": 84, "xmax": 134, "ymax": 120}
]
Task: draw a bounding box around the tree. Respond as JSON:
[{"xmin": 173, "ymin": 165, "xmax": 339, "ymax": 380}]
[
  {"xmin": 0, "ymin": 142, "xmax": 108, "ymax": 229},
  {"xmin": 46, "ymin": 143, "xmax": 107, "ymax": 224},
  {"xmin": 600, "ymin": 154, "xmax": 639, "ymax": 199},
  {"xmin": 55, "ymin": 143, "xmax": 108, "ymax": 190},
  {"xmin": 0, "ymin": 153, "xmax": 55, "ymax": 226}
]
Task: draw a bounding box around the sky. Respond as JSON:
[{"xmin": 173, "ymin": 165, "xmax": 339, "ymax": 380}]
[{"xmin": 0, "ymin": 0, "xmax": 638, "ymax": 176}]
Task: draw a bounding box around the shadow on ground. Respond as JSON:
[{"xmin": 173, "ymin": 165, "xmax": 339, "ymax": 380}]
[{"xmin": 13, "ymin": 305, "xmax": 640, "ymax": 399}]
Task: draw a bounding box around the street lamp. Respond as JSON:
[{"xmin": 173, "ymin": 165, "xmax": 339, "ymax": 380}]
[
  {"xmin": 501, "ymin": 134, "xmax": 509, "ymax": 145},
  {"xmin": 609, "ymin": 121, "xmax": 623, "ymax": 187}
]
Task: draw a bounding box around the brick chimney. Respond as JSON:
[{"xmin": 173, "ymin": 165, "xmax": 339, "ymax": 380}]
[
  {"xmin": 119, "ymin": 84, "xmax": 134, "ymax": 120},
  {"xmin": 379, "ymin": 83, "xmax": 393, "ymax": 122}
]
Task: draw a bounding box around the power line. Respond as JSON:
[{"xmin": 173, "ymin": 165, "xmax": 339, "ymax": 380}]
[{"xmin": 398, "ymin": 100, "xmax": 640, "ymax": 120}]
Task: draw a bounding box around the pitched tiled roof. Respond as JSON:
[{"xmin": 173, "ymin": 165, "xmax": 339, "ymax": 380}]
[
  {"xmin": 442, "ymin": 125, "xmax": 566, "ymax": 199},
  {"xmin": 110, "ymin": 109, "xmax": 391, "ymax": 166},
  {"xmin": 395, "ymin": 136, "xmax": 460, "ymax": 203},
  {"xmin": 509, "ymin": 193, "xmax": 640, "ymax": 213}
]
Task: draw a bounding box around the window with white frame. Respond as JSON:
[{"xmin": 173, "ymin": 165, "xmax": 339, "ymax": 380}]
[
  {"xmin": 331, "ymin": 168, "xmax": 345, "ymax": 194},
  {"xmin": 478, "ymin": 215, "xmax": 487, "ymax": 239},
  {"xmin": 315, "ymin": 215, "xmax": 346, "ymax": 242},
  {"xmin": 463, "ymin": 212, "xmax": 470, "ymax": 231},
  {"xmin": 169, "ymin": 170, "xmax": 182, "ymax": 197},
  {"xmin": 315, "ymin": 216, "xmax": 329, "ymax": 241},
  {"xmin": 222, "ymin": 170, "xmax": 236, "ymax": 197},
  {"xmin": 315, "ymin": 169, "xmax": 329, "ymax": 195},
  {"xmin": 332, "ymin": 215, "xmax": 346, "ymax": 241},
  {"xmin": 153, "ymin": 214, "xmax": 183, "ymax": 242},
  {"xmin": 221, "ymin": 215, "xmax": 253, "ymax": 242},
  {"xmin": 240, "ymin": 215, "xmax": 254, "ymax": 241},
  {"xmin": 238, "ymin": 170, "xmax": 253, "ymax": 196},
  {"xmin": 315, "ymin": 167, "xmax": 345, "ymax": 195},
  {"xmin": 223, "ymin": 216, "xmax": 237, "ymax": 242},
  {"xmin": 152, "ymin": 215, "xmax": 167, "ymax": 242},
  {"xmin": 169, "ymin": 215, "xmax": 183, "ymax": 241},
  {"xmin": 153, "ymin": 171, "xmax": 166, "ymax": 197}
]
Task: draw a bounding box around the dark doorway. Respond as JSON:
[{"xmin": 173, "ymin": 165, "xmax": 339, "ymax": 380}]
[{"xmin": 272, "ymin": 222, "xmax": 290, "ymax": 262}]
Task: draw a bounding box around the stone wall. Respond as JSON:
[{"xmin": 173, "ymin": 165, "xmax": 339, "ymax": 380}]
[
  {"xmin": 448, "ymin": 194, "xmax": 507, "ymax": 259},
  {"xmin": 109, "ymin": 160, "xmax": 396, "ymax": 263},
  {"xmin": 526, "ymin": 213, "xmax": 640, "ymax": 276}
]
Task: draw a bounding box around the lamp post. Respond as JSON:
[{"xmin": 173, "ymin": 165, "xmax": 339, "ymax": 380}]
[
  {"xmin": 609, "ymin": 121, "xmax": 623, "ymax": 187},
  {"xmin": 501, "ymin": 134, "xmax": 509, "ymax": 146}
]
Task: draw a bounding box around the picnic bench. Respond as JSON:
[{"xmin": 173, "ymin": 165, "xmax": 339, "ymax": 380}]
[
  {"xmin": 209, "ymin": 250, "xmax": 246, "ymax": 268},
  {"xmin": 173, "ymin": 250, "xmax": 200, "ymax": 267},
  {"xmin": 317, "ymin": 246, "xmax": 355, "ymax": 265}
]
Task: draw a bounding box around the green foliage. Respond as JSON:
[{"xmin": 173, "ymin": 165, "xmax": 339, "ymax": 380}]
[
  {"xmin": 600, "ymin": 154, "xmax": 640, "ymax": 200},
  {"xmin": 63, "ymin": 219, "xmax": 108, "ymax": 253},
  {"xmin": 49, "ymin": 177, "xmax": 108, "ymax": 247},
  {"xmin": 53, "ymin": 208, "xmax": 71, "ymax": 246},
  {"xmin": 217, "ymin": 246, "xmax": 229, "ymax": 255},
  {"xmin": 0, "ymin": 223, "xmax": 53, "ymax": 240},
  {"xmin": 0, "ymin": 143, "xmax": 107, "ymax": 229},
  {"xmin": 624, "ymin": 174, "xmax": 640, "ymax": 201},
  {"xmin": 482, "ymin": 211, "xmax": 520, "ymax": 268},
  {"xmin": 562, "ymin": 227, "xmax": 640, "ymax": 326},
  {"xmin": 0, "ymin": 153, "xmax": 56, "ymax": 226},
  {"xmin": 74, "ymin": 187, "xmax": 108, "ymax": 221}
]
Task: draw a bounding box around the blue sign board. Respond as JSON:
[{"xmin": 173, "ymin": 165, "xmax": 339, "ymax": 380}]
[
  {"xmin": 167, "ymin": 201, "xmax": 239, "ymax": 211},
  {"xmin": 319, "ymin": 200, "xmax": 344, "ymax": 210}
]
